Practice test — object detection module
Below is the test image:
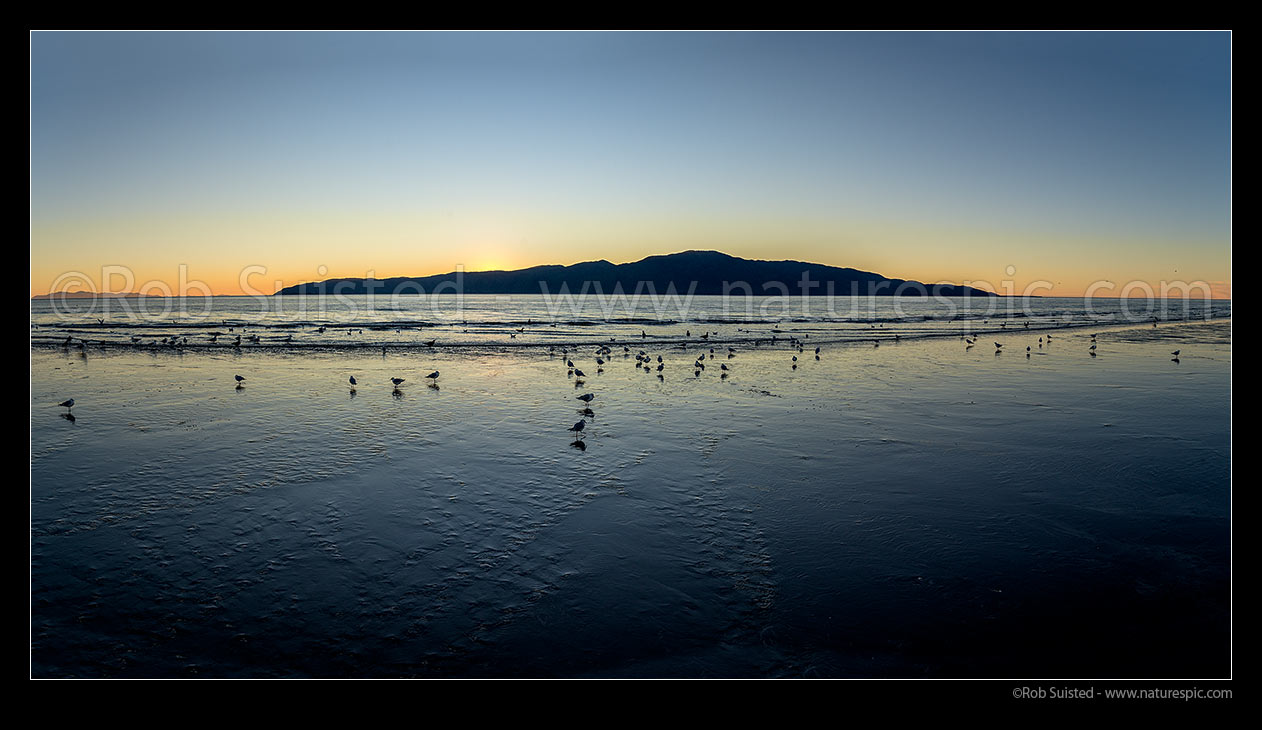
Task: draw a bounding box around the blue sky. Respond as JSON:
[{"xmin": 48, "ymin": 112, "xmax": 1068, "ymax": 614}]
[{"xmin": 30, "ymin": 31, "xmax": 1231, "ymax": 296}]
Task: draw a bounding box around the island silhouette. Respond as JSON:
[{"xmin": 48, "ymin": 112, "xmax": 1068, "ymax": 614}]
[{"xmin": 274, "ymin": 250, "xmax": 996, "ymax": 297}]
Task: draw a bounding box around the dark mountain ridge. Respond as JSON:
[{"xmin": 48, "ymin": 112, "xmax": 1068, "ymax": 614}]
[{"xmin": 273, "ymin": 250, "xmax": 996, "ymax": 297}]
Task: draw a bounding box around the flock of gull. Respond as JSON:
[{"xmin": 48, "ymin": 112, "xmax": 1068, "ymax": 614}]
[
  {"xmin": 48, "ymin": 324, "xmax": 1186, "ymax": 433},
  {"xmin": 970, "ymin": 330, "xmax": 1183, "ymax": 363},
  {"xmin": 553, "ymin": 337, "xmax": 790, "ymax": 448}
]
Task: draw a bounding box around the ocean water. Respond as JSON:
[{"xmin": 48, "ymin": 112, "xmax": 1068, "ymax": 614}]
[
  {"xmin": 30, "ymin": 296, "xmax": 1231, "ymax": 677},
  {"xmin": 32, "ymin": 294, "xmax": 1231, "ymax": 351}
]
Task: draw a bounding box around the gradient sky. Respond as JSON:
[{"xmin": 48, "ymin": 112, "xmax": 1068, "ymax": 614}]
[{"xmin": 30, "ymin": 31, "xmax": 1231, "ymax": 297}]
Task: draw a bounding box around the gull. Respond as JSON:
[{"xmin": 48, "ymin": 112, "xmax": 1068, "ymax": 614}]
[
  {"xmin": 568, "ymin": 420, "xmax": 586, "ymax": 439},
  {"xmin": 994, "ymin": 342, "xmax": 1003, "ymax": 350},
  {"xmin": 349, "ymin": 376, "xmax": 357, "ymax": 386},
  {"xmin": 576, "ymin": 393, "xmax": 595, "ymax": 403},
  {"xmin": 1171, "ymin": 350, "xmax": 1181, "ymax": 357},
  {"xmin": 424, "ymin": 339, "xmax": 436, "ymax": 347},
  {"xmin": 573, "ymin": 368, "xmax": 586, "ymax": 378},
  {"xmin": 426, "ymin": 371, "xmax": 440, "ymax": 380},
  {"xmin": 58, "ymin": 398, "xmax": 75, "ymax": 410},
  {"xmin": 235, "ymin": 375, "xmax": 246, "ymax": 383},
  {"xmin": 391, "ymin": 377, "xmax": 406, "ymax": 388}
]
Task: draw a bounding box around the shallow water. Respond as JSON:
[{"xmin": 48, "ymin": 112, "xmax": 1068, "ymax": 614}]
[
  {"xmin": 31, "ymin": 294, "xmax": 1232, "ymax": 351},
  {"xmin": 30, "ymin": 319, "xmax": 1231, "ymax": 677}
]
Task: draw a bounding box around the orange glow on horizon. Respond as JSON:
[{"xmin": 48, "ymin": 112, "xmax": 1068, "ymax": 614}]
[
  {"xmin": 29, "ymin": 257, "xmax": 1232, "ymax": 300},
  {"xmin": 28, "ymin": 210, "xmax": 1230, "ymax": 299}
]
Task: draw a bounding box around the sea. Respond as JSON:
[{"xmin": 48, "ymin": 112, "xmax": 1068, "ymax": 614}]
[{"xmin": 30, "ymin": 295, "xmax": 1232, "ymax": 677}]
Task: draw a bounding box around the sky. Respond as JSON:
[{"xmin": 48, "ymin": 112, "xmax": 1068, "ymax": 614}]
[{"xmin": 30, "ymin": 31, "xmax": 1231, "ymax": 297}]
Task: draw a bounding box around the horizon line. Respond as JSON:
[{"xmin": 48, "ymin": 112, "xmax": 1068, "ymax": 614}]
[{"xmin": 27, "ymin": 249, "xmax": 1231, "ymax": 300}]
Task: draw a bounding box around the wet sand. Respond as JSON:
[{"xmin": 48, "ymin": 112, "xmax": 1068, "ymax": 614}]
[{"xmin": 30, "ymin": 319, "xmax": 1231, "ymax": 677}]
